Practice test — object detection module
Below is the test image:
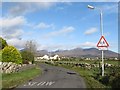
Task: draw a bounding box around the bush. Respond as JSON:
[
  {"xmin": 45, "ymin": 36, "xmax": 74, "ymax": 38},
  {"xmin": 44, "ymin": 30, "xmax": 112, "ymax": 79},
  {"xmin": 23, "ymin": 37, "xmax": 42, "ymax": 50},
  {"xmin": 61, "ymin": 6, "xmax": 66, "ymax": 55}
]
[
  {"xmin": 0, "ymin": 50, "xmax": 2, "ymax": 61},
  {"xmin": 111, "ymin": 72, "xmax": 120, "ymax": 88},
  {"xmin": 0, "ymin": 37, "xmax": 8, "ymax": 50},
  {"xmin": 2, "ymin": 46, "xmax": 22, "ymax": 64},
  {"xmin": 21, "ymin": 50, "xmax": 34, "ymax": 64},
  {"xmin": 99, "ymin": 75, "xmax": 110, "ymax": 86}
]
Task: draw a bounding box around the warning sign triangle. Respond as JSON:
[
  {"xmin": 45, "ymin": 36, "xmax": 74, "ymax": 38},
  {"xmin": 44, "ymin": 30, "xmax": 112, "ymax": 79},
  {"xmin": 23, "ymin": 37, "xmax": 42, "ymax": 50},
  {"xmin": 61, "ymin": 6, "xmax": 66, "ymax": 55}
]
[{"xmin": 97, "ymin": 36, "xmax": 109, "ymax": 47}]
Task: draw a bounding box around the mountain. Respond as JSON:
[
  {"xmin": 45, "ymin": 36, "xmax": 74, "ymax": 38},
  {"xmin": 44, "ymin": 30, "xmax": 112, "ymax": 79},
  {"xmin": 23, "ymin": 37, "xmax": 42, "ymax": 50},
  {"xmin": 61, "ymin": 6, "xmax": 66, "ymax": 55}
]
[
  {"xmin": 36, "ymin": 48, "xmax": 118, "ymax": 58},
  {"xmin": 36, "ymin": 50, "xmax": 48, "ymax": 56}
]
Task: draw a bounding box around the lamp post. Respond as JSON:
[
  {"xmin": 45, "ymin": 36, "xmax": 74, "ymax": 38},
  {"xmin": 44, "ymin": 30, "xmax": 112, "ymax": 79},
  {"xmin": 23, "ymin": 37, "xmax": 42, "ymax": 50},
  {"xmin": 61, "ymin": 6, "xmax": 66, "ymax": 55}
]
[{"xmin": 88, "ymin": 5, "xmax": 104, "ymax": 76}]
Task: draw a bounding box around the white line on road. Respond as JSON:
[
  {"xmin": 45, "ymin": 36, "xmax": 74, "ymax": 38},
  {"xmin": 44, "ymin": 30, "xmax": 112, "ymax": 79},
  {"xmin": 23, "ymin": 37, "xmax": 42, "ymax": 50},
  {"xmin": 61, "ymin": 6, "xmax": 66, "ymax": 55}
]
[{"xmin": 24, "ymin": 81, "xmax": 55, "ymax": 87}]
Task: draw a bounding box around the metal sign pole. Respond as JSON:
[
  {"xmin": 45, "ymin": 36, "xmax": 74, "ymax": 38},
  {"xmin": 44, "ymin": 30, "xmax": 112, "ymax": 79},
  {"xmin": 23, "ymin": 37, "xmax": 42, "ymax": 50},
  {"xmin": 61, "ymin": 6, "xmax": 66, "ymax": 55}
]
[
  {"xmin": 100, "ymin": 9, "xmax": 104, "ymax": 76},
  {"xmin": 101, "ymin": 49, "xmax": 104, "ymax": 77}
]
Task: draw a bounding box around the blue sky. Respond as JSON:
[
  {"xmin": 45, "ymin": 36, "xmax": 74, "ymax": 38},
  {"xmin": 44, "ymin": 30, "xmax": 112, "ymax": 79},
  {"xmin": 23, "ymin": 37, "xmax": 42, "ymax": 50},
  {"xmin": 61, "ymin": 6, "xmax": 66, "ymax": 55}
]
[{"xmin": 1, "ymin": 1, "xmax": 118, "ymax": 52}]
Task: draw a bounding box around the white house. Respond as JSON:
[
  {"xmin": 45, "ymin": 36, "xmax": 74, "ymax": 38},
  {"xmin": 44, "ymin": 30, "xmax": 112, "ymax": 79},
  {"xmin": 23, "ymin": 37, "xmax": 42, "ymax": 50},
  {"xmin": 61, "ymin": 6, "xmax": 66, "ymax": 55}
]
[
  {"xmin": 50, "ymin": 55, "xmax": 60, "ymax": 60},
  {"xmin": 42, "ymin": 55, "xmax": 49, "ymax": 60},
  {"xmin": 54, "ymin": 55, "xmax": 60, "ymax": 60},
  {"xmin": 35, "ymin": 54, "xmax": 60, "ymax": 61}
]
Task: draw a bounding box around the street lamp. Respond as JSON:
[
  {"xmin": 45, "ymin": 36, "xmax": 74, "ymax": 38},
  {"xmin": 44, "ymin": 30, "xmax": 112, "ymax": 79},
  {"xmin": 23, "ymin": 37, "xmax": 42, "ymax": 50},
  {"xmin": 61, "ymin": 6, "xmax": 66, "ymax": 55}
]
[
  {"xmin": 88, "ymin": 5, "xmax": 104, "ymax": 76},
  {"xmin": 88, "ymin": 5, "xmax": 94, "ymax": 9}
]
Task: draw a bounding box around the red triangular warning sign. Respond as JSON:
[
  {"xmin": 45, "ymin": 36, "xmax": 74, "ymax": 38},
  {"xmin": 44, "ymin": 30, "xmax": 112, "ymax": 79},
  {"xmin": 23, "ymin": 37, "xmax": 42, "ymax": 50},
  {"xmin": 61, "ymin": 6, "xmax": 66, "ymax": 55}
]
[{"xmin": 97, "ymin": 36, "xmax": 109, "ymax": 47}]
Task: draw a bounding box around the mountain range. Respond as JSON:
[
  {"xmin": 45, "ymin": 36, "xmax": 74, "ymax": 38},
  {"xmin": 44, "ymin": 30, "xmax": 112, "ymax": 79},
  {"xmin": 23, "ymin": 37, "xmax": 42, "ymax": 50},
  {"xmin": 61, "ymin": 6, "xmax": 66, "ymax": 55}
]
[{"xmin": 36, "ymin": 48, "xmax": 118, "ymax": 58}]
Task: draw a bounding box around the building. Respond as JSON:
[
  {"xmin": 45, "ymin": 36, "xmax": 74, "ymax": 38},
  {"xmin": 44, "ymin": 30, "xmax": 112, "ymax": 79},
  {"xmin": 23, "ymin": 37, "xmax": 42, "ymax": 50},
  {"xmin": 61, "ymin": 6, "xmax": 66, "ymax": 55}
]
[{"xmin": 35, "ymin": 54, "xmax": 60, "ymax": 61}]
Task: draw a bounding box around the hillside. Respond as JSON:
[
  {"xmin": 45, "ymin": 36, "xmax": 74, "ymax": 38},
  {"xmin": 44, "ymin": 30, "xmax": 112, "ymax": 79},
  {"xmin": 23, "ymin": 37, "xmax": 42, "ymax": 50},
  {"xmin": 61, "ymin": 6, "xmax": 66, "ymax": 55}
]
[{"xmin": 36, "ymin": 48, "xmax": 118, "ymax": 58}]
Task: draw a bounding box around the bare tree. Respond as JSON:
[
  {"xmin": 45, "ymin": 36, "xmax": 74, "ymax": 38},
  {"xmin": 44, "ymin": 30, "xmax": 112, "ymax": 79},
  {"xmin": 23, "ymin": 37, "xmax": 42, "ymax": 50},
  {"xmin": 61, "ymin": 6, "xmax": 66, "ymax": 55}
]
[{"xmin": 25, "ymin": 40, "xmax": 37, "ymax": 55}]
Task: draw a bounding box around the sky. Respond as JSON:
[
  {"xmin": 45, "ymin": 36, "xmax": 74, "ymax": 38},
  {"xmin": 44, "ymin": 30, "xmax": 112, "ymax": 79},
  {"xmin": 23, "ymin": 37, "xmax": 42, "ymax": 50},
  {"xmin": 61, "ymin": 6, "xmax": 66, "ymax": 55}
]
[{"xmin": 0, "ymin": 1, "xmax": 119, "ymax": 52}]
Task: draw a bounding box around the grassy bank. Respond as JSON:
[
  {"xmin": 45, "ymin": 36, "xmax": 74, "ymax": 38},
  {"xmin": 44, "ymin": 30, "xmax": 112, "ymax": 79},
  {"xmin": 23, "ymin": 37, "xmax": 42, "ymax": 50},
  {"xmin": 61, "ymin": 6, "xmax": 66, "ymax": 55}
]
[
  {"xmin": 2, "ymin": 66, "xmax": 41, "ymax": 89},
  {"xmin": 58, "ymin": 64, "xmax": 106, "ymax": 88},
  {"xmin": 51, "ymin": 59, "xmax": 120, "ymax": 89},
  {"xmin": 44, "ymin": 61, "xmax": 106, "ymax": 88}
]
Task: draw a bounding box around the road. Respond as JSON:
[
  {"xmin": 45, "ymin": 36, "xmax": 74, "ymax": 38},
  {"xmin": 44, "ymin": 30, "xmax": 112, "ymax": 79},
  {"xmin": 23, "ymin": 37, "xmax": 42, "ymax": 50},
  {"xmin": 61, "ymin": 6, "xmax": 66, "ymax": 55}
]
[{"xmin": 16, "ymin": 63, "xmax": 86, "ymax": 88}]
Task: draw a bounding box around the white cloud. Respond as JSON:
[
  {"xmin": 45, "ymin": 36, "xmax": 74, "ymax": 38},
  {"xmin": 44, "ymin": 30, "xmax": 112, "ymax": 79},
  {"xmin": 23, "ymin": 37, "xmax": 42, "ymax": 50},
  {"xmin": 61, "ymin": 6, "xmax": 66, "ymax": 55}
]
[
  {"xmin": 35, "ymin": 22, "xmax": 55, "ymax": 29},
  {"xmin": 0, "ymin": 16, "xmax": 26, "ymax": 28},
  {"xmin": 104, "ymin": 32, "xmax": 110, "ymax": 37},
  {"xmin": 37, "ymin": 41, "xmax": 96, "ymax": 51},
  {"xmin": 84, "ymin": 27, "xmax": 97, "ymax": 35},
  {"xmin": 2, "ymin": 0, "xmax": 119, "ymax": 2},
  {"xmin": 37, "ymin": 44, "xmax": 75, "ymax": 51},
  {"xmin": 8, "ymin": 2, "xmax": 56, "ymax": 16},
  {"xmin": 1, "ymin": 16, "xmax": 26, "ymax": 39},
  {"xmin": 80, "ymin": 42, "xmax": 96, "ymax": 48},
  {"xmin": 99, "ymin": 4, "xmax": 118, "ymax": 14},
  {"xmin": 44, "ymin": 26, "xmax": 75, "ymax": 38},
  {"xmin": 7, "ymin": 38, "xmax": 26, "ymax": 49},
  {"xmin": 2, "ymin": 29, "xmax": 24, "ymax": 39}
]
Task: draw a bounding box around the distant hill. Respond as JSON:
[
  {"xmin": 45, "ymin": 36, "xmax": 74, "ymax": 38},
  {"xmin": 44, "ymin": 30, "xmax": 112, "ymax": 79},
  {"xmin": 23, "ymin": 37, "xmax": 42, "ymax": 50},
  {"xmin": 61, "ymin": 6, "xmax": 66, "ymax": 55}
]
[{"xmin": 36, "ymin": 48, "xmax": 118, "ymax": 58}]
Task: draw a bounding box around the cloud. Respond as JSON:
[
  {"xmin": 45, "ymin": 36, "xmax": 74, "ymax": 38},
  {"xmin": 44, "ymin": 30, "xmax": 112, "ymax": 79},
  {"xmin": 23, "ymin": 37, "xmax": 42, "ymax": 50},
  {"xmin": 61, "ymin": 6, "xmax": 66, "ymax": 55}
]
[
  {"xmin": 44, "ymin": 26, "xmax": 75, "ymax": 38},
  {"xmin": 80, "ymin": 42, "xmax": 96, "ymax": 47},
  {"xmin": 0, "ymin": 16, "xmax": 26, "ymax": 29},
  {"xmin": 7, "ymin": 38, "xmax": 26, "ymax": 49},
  {"xmin": 37, "ymin": 41, "xmax": 96, "ymax": 51},
  {"xmin": 37, "ymin": 43, "xmax": 75, "ymax": 51},
  {"xmin": 2, "ymin": 0, "xmax": 120, "ymax": 2},
  {"xmin": 8, "ymin": 2, "xmax": 56, "ymax": 16},
  {"xmin": 98, "ymin": 4, "xmax": 118, "ymax": 14},
  {"xmin": 84, "ymin": 27, "xmax": 97, "ymax": 35},
  {"xmin": 0, "ymin": 16, "xmax": 26, "ymax": 39},
  {"xmin": 35, "ymin": 22, "xmax": 55, "ymax": 29},
  {"xmin": 8, "ymin": 3, "xmax": 32, "ymax": 16},
  {"xmin": 104, "ymin": 32, "xmax": 110, "ymax": 37}
]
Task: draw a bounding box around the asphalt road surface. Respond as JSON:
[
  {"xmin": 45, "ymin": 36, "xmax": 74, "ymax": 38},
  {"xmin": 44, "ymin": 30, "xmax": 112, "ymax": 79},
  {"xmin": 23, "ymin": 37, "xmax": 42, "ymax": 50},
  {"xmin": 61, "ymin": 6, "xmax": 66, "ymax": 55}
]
[{"xmin": 16, "ymin": 63, "xmax": 86, "ymax": 88}]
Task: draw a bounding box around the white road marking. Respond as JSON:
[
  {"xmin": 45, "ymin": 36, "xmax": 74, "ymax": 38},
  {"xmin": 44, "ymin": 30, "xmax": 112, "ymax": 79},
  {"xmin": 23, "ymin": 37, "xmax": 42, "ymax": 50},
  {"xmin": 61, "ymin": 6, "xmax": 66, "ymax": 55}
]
[
  {"xmin": 45, "ymin": 82, "xmax": 55, "ymax": 86},
  {"xmin": 24, "ymin": 81, "xmax": 55, "ymax": 87},
  {"xmin": 40, "ymin": 82, "xmax": 46, "ymax": 86},
  {"xmin": 37, "ymin": 82, "xmax": 43, "ymax": 86}
]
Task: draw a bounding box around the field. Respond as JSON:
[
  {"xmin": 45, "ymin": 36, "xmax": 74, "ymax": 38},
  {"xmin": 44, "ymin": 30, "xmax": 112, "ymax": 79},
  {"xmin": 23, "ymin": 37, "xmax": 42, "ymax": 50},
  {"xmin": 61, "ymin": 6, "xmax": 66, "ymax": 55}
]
[
  {"xmin": 55, "ymin": 59, "xmax": 119, "ymax": 66},
  {"xmin": 2, "ymin": 67, "xmax": 41, "ymax": 89}
]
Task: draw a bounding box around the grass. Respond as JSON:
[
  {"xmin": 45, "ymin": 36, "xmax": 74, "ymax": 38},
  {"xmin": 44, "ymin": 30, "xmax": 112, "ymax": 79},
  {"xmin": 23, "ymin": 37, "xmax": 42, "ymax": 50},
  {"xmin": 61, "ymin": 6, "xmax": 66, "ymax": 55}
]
[
  {"xmin": 2, "ymin": 66, "xmax": 41, "ymax": 89},
  {"xmin": 59, "ymin": 64, "xmax": 106, "ymax": 88},
  {"xmin": 44, "ymin": 61, "xmax": 107, "ymax": 88},
  {"xmin": 36, "ymin": 60, "xmax": 119, "ymax": 88},
  {"xmin": 55, "ymin": 60, "xmax": 119, "ymax": 66}
]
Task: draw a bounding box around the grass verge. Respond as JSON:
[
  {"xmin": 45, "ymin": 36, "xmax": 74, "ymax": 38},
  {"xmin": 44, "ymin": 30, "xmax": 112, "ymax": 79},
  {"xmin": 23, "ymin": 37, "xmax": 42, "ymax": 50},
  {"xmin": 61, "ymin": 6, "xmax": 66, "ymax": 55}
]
[
  {"xmin": 46, "ymin": 62, "xmax": 106, "ymax": 88},
  {"xmin": 61, "ymin": 65, "xmax": 106, "ymax": 88},
  {"xmin": 2, "ymin": 66, "xmax": 41, "ymax": 89}
]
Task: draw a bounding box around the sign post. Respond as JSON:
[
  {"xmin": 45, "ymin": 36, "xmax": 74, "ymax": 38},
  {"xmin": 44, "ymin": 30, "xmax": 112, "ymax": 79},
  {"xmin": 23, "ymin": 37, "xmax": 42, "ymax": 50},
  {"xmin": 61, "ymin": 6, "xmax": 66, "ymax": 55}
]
[
  {"xmin": 97, "ymin": 36, "xmax": 109, "ymax": 76},
  {"xmin": 87, "ymin": 5, "xmax": 109, "ymax": 76}
]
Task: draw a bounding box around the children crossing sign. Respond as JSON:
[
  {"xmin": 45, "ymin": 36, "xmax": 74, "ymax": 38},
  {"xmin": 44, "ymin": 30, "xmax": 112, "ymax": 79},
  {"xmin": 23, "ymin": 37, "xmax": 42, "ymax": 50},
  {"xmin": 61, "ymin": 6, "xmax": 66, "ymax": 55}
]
[{"xmin": 97, "ymin": 36, "xmax": 109, "ymax": 50}]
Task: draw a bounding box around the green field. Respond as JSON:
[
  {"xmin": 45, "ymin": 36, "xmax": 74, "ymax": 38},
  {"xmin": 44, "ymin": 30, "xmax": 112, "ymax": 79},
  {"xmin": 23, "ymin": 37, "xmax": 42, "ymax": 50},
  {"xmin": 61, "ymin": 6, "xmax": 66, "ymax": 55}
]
[
  {"xmin": 2, "ymin": 67, "xmax": 41, "ymax": 89},
  {"xmin": 55, "ymin": 60, "xmax": 119, "ymax": 66}
]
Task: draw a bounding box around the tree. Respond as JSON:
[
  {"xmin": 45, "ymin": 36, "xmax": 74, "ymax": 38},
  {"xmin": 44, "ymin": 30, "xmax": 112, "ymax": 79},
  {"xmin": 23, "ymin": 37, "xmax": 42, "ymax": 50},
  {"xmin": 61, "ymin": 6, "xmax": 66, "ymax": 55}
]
[
  {"xmin": 0, "ymin": 37, "xmax": 8, "ymax": 50},
  {"xmin": 0, "ymin": 50, "xmax": 2, "ymax": 62},
  {"xmin": 25, "ymin": 40, "xmax": 37, "ymax": 55},
  {"xmin": 21, "ymin": 50, "xmax": 34, "ymax": 64},
  {"xmin": 2, "ymin": 46, "xmax": 22, "ymax": 64}
]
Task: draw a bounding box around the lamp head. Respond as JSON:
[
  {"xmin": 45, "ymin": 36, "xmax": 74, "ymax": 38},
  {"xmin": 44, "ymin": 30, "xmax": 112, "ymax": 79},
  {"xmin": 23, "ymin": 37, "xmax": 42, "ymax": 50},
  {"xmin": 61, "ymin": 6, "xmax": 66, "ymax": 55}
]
[{"xmin": 88, "ymin": 5, "xmax": 94, "ymax": 9}]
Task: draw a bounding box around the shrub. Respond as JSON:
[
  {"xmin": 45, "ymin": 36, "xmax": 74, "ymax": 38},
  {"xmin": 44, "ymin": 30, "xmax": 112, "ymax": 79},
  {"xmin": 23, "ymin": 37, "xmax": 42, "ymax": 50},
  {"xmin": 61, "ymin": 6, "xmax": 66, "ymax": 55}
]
[
  {"xmin": 20, "ymin": 50, "xmax": 34, "ymax": 64},
  {"xmin": 99, "ymin": 75, "xmax": 110, "ymax": 85},
  {"xmin": 2, "ymin": 46, "xmax": 22, "ymax": 64},
  {"xmin": 0, "ymin": 50, "xmax": 2, "ymax": 61},
  {"xmin": 0, "ymin": 37, "xmax": 8, "ymax": 49},
  {"xmin": 111, "ymin": 72, "xmax": 120, "ymax": 88}
]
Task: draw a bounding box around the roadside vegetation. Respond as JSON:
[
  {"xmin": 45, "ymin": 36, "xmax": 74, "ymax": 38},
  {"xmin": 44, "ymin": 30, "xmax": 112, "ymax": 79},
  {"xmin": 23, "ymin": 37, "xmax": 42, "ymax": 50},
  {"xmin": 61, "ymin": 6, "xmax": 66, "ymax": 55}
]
[
  {"xmin": 43, "ymin": 58, "xmax": 120, "ymax": 89},
  {"xmin": 2, "ymin": 67, "xmax": 41, "ymax": 89},
  {"xmin": 0, "ymin": 37, "xmax": 41, "ymax": 89}
]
